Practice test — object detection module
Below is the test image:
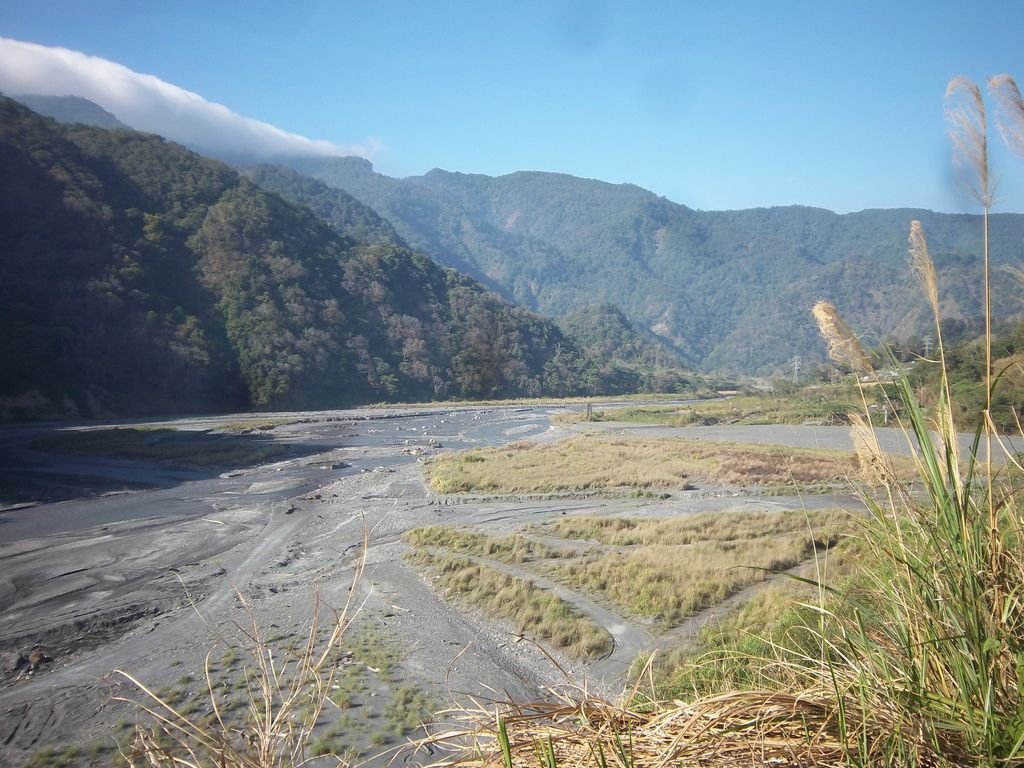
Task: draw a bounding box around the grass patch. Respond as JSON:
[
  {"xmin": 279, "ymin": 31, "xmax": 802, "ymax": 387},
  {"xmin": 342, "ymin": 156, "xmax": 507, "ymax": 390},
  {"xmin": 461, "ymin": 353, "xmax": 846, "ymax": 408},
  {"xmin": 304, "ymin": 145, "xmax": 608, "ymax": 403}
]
[
  {"xmin": 633, "ymin": 537, "xmax": 863, "ymax": 696},
  {"xmin": 31, "ymin": 427, "xmax": 289, "ymax": 468},
  {"xmin": 629, "ymin": 488, "xmax": 671, "ymax": 499},
  {"xmin": 384, "ymin": 685, "xmax": 435, "ymax": 734},
  {"xmin": 634, "ymin": 580, "xmax": 812, "ymax": 695},
  {"xmin": 549, "ymin": 532, "xmax": 837, "ymax": 628},
  {"xmin": 555, "ymin": 389, "xmax": 865, "ymax": 427},
  {"xmin": 23, "ymin": 745, "xmax": 82, "ymax": 768},
  {"xmin": 348, "ymin": 624, "xmax": 400, "ymax": 681},
  {"xmin": 539, "ymin": 508, "xmax": 848, "ymax": 546},
  {"xmin": 215, "ymin": 418, "xmax": 297, "ymax": 433},
  {"xmin": 426, "ymin": 436, "xmax": 877, "ymax": 494},
  {"xmin": 404, "ymin": 526, "xmax": 572, "ymax": 562},
  {"xmin": 409, "ymin": 550, "xmax": 612, "ymax": 660},
  {"xmin": 309, "ymin": 734, "xmax": 340, "ymax": 757}
]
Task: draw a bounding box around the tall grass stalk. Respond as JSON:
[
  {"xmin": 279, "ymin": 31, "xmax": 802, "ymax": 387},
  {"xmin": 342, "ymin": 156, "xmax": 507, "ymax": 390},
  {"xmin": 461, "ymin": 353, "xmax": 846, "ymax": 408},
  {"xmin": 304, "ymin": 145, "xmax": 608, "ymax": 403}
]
[
  {"xmin": 796, "ymin": 75, "xmax": 1024, "ymax": 765},
  {"xmin": 117, "ymin": 544, "xmax": 366, "ymax": 767}
]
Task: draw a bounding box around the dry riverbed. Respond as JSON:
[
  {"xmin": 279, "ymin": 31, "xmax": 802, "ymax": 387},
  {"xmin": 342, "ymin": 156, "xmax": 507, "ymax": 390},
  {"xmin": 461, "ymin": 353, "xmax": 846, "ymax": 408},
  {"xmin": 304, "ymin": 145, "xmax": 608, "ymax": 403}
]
[{"xmin": 0, "ymin": 404, "xmax": 869, "ymax": 767}]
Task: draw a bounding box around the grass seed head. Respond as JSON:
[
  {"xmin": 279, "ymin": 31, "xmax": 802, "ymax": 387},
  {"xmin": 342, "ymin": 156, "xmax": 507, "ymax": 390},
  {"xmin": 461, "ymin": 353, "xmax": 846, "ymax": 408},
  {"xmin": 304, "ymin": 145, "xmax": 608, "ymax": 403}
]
[
  {"xmin": 811, "ymin": 301, "xmax": 873, "ymax": 373},
  {"xmin": 908, "ymin": 220, "xmax": 939, "ymax": 321},
  {"xmin": 946, "ymin": 75, "xmax": 992, "ymax": 207},
  {"xmin": 990, "ymin": 74, "xmax": 1024, "ymax": 157}
]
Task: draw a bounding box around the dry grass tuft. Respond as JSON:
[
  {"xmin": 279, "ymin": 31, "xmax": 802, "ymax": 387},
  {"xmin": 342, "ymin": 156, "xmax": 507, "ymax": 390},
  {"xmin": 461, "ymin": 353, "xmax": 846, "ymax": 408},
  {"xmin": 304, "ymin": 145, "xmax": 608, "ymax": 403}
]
[
  {"xmin": 427, "ymin": 437, "xmax": 873, "ymax": 496},
  {"xmin": 117, "ymin": 544, "xmax": 367, "ymax": 767},
  {"xmin": 426, "ymin": 689, "xmax": 856, "ymax": 768},
  {"xmin": 908, "ymin": 220, "xmax": 939, "ymax": 320},
  {"xmin": 409, "ymin": 550, "xmax": 612, "ymax": 660},
  {"xmin": 539, "ymin": 508, "xmax": 848, "ymax": 547},
  {"xmin": 404, "ymin": 526, "xmax": 573, "ymax": 562},
  {"xmin": 849, "ymin": 413, "xmax": 902, "ymax": 488},
  {"xmin": 990, "ymin": 74, "xmax": 1024, "ymax": 155},
  {"xmin": 946, "ymin": 75, "xmax": 991, "ymax": 206},
  {"xmin": 548, "ymin": 533, "xmax": 835, "ymax": 628}
]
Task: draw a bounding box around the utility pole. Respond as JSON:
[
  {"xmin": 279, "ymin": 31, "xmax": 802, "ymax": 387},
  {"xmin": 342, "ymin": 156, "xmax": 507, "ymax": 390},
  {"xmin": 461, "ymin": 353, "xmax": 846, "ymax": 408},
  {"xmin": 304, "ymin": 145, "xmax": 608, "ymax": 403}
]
[
  {"xmin": 922, "ymin": 334, "xmax": 934, "ymax": 357},
  {"xmin": 792, "ymin": 355, "xmax": 801, "ymax": 385}
]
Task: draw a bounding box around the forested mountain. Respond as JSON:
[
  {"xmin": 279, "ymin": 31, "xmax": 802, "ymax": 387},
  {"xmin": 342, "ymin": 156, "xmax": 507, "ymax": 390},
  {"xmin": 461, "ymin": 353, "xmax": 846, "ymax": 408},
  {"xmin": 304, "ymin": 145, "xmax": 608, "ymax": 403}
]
[
  {"xmin": 558, "ymin": 303, "xmax": 686, "ymax": 369},
  {"xmin": 0, "ymin": 98, "xmax": 611, "ymax": 420},
  {"xmin": 288, "ymin": 157, "xmax": 1024, "ymax": 373},
  {"xmin": 556, "ymin": 303, "xmax": 701, "ymax": 395},
  {"xmin": 241, "ymin": 163, "xmax": 406, "ymax": 248}
]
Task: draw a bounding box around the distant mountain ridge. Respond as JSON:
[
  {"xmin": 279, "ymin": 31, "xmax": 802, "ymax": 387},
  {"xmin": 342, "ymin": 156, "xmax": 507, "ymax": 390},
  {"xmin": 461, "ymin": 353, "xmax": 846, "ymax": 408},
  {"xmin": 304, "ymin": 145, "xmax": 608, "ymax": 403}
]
[
  {"xmin": 288, "ymin": 157, "xmax": 1024, "ymax": 373},
  {"xmin": 17, "ymin": 94, "xmax": 1018, "ymax": 375},
  {"xmin": 241, "ymin": 163, "xmax": 692, "ymax": 389},
  {"xmin": 241, "ymin": 163, "xmax": 407, "ymax": 248},
  {"xmin": 0, "ymin": 97, "xmax": 621, "ymax": 420},
  {"xmin": 12, "ymin": 94, "xmax": 129, "ymax": 129}
]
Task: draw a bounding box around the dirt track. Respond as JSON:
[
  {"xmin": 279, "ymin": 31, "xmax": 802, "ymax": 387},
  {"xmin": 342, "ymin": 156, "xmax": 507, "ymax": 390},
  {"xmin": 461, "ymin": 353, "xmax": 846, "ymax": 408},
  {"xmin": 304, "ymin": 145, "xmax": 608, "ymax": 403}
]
[{"xmin": 0, "ymin": 404, "xmax": 866, "ymax": 766}]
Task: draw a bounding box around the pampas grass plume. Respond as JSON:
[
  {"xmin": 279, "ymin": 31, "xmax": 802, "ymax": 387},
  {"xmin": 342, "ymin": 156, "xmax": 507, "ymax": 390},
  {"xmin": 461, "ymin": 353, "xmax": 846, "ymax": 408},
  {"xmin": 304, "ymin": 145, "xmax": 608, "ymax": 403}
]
[
  {"xmin": 990, "ymin": 74, "xmax": 1024, "ymax": 157},
  {"xmin": 908, "ymin": 220, "xmax": 939, "ymax": 321},
  {"xmin": 946, "ymin": 76, "xmax": 991, "ymax": 207},
  {"xmin": 811, "ymin": 301, "xmax": 873, "ymax": 373}
]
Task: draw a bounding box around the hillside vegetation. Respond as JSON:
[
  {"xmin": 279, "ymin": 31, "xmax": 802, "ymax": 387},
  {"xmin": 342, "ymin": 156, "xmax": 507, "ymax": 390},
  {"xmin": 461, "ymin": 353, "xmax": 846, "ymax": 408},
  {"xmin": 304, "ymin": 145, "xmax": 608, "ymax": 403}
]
[
  {"xmin": 248, "ymin": 167, "xmax": 699, "ymax": 396},
  {"xmin": 241, "ymin": 163, "xmax": 406, "ymax": 249},
  {"xmin": 0, "ymin": 98, "xmax": 615, "ymax": 420},
  {"xmin": 288, "ymin": 156, "xmax": 1024, "ymax": 373},
  {"xmin": 906, "ymin": 317, "xmax": 1024, "ymax": 431}
]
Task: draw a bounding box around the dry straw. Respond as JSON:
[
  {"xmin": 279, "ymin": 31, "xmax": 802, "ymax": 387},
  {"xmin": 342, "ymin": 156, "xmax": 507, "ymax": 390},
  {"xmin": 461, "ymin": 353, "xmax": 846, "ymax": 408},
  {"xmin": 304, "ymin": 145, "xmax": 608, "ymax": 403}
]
[
  {"xmin": 908, "ymin": 219, "xmax": 962, "ymax": 486},
  {"xmin": 425, "ymin": 688, "xmax": 853, "ymax": 768}
]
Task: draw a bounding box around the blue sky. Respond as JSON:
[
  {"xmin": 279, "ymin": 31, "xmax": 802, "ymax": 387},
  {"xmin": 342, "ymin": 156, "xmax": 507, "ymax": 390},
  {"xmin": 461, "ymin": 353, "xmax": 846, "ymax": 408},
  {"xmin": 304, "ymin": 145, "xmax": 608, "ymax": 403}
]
[{"xmin": 3, "ymin": 1, "xmax": 1024, "ymax": 213}]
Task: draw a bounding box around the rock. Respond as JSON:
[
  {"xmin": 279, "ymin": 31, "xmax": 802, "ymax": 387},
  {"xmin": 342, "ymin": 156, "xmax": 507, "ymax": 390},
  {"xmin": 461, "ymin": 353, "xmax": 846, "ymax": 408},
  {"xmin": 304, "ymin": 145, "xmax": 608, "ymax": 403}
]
[{"xmin": 25, "ymin": 648, "xmax": 52, "ymax": 671}]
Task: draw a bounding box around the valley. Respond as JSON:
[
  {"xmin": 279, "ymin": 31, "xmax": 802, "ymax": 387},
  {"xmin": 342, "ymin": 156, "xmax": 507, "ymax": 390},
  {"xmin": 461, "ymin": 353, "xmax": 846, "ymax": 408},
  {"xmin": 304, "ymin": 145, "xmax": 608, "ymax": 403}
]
[
  {"xmin": 1, "ymin": 17, "xmax": 1021, "ymax": 767},
  {"xmin": 0, "ymin": 401, "xmax": 884, "ymax": 767}
]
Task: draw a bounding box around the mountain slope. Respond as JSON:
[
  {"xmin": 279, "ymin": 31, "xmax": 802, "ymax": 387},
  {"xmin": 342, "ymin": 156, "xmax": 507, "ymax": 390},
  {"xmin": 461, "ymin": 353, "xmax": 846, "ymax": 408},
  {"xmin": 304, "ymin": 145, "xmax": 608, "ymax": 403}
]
[
  {"xmin": 290, "ymin": 158, "xmax": 1024, "ymax": 373},
  {"xmin": 0, "ymin": 99, "xmax": 605, "ymax": 420},
  {"xmin": 558, "ymin": 303, "xmax": 687, "ymax": 369},
  {"xmin": 241, "ymin": 163, "xmax": 406, "ymax": 248},
  {"xmin": 12, "ymin": 93, "xmax": 129, "ymax": 129}
]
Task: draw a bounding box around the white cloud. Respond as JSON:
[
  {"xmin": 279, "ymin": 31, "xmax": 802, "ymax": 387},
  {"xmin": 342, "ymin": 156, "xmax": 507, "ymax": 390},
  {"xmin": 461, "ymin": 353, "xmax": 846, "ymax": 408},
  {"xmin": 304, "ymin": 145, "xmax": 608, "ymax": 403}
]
[{"xmin": 0, "ymin": 37, "xmax": 379, "ymax": 159}]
